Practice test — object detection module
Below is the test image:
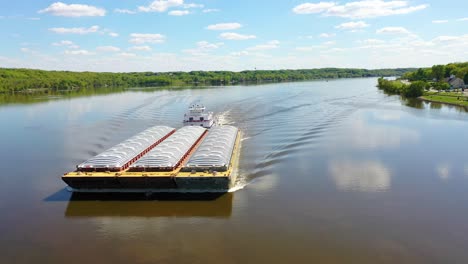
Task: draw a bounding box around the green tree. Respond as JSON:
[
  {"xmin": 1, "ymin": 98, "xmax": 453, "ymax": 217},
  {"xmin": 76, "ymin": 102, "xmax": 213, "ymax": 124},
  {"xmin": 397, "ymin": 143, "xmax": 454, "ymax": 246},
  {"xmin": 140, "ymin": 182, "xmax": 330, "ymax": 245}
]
[
  {"xmin": 433, "ymin": 81, "xmax": 450, "ymax": 92},
  {"xmin": 404, "ymin": 81, "xmax": 425, "ymax": 97},
  {"xmin": 431, "ymin": 65, "xmax": 446, "ymax": 81},
  {"xmin": 413, "ymin": 68, "xmax": 427, "ymax": 81}
]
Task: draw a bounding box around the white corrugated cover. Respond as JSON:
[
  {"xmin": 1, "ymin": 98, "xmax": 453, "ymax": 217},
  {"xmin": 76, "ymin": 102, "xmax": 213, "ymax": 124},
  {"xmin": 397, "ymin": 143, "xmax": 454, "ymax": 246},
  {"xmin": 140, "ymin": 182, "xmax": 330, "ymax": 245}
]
[
  {"xmin": 77, "ymin": 126, "xmax": 174, "ymax": 170},
  {"xmin": 184, "ymin": 125, "xmax": 238, "ymax": 171},
  {"xmin": 130, "ymin": 126, "xmax": 206, "ymax": 169}
]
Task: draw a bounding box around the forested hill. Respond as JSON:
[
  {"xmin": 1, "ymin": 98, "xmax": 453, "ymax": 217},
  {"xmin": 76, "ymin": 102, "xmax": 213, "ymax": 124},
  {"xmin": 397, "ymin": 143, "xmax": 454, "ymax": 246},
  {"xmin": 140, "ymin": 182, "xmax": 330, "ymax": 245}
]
[{"xmin": 0, "ymin": 67, "xmax": 415, "ymax": 93}]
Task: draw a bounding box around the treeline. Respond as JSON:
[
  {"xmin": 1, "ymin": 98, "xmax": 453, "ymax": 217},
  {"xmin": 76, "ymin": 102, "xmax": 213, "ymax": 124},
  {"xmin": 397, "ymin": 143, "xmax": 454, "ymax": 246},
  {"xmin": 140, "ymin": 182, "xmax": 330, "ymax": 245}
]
[
  {"xmin": 377, "ymin": 78, "xmax": 426, "ymax": 98},
  {"xmin": 377, "ymin": 61, "xmax": 468, "ymax": 98},
  {"xmin": 0, "ymin": 67, "xmax": 414, "ymax": 93},
  {"xmin": 402, "ymin": 62, "xmax": 468, "ymax": 82}
]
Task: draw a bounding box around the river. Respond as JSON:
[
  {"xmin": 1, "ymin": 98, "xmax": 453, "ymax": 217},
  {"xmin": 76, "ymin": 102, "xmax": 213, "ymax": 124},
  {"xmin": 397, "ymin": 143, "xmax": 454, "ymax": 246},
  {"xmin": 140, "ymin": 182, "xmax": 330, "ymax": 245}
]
[{"xmin": 1, "ymin": 78, "xmax": 468, "ymax": 263}]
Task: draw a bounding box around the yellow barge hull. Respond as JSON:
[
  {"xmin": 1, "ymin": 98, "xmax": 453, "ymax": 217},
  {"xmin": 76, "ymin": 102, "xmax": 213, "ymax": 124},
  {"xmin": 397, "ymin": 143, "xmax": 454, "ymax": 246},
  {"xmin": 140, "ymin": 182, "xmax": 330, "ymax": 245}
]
[{"xmin": 62, "ymin": 131, "xmax": 241, "ymax": 192}]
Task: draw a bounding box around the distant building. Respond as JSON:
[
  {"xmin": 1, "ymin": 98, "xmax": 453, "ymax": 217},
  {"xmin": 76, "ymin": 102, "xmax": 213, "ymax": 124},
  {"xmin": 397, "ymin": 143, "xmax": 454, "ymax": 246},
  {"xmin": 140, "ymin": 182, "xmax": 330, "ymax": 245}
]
[{"xmin": 445, "ymin": 75, "xmax": 465, "ymax": 89}]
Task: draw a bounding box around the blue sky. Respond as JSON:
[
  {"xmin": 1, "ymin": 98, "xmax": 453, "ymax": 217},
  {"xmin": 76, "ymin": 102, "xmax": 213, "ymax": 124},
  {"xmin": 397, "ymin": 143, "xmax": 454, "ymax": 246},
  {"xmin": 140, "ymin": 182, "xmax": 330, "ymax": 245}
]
[{"xmin": 0, "ymin": 0, "xmax": 467, "ymax": 72}]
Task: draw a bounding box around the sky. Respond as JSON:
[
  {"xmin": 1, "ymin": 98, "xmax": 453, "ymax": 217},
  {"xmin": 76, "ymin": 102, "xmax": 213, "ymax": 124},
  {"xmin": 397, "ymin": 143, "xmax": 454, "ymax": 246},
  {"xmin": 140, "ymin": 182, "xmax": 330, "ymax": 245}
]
[{"xmin": 0, "ymin": 0, "xmax": 467, "ymax": 72}]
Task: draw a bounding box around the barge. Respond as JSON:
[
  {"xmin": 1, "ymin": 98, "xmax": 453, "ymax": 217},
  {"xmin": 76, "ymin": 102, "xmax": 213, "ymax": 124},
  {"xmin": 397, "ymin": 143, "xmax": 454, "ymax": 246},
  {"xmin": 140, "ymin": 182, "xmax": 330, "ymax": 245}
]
[{"xmin": 62, "ymin": 107, "xmax": 241, "ymax": 192}]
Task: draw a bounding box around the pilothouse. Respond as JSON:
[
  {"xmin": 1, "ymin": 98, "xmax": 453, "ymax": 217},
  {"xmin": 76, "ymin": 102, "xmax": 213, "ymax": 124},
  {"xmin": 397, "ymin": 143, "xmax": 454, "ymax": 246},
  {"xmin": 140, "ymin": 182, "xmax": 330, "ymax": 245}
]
[{"xmin": 183, "ymin": 103, "xmax": 215, "ymax": 128}]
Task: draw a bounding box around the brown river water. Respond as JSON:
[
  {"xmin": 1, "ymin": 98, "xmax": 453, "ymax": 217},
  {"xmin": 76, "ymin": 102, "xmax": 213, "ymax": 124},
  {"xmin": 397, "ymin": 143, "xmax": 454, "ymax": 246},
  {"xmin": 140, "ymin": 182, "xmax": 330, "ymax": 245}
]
[{"xmin": 1, "ymin": 78, "xmax": 468, "ymax": 263}]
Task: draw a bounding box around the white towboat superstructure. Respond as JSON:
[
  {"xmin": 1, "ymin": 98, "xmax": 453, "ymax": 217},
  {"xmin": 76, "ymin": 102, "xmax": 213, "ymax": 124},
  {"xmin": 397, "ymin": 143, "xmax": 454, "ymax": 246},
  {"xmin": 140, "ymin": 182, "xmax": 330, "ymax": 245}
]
[{"xmin": 183, "ymin": 103, "xmax": 215, "ymax": 128}]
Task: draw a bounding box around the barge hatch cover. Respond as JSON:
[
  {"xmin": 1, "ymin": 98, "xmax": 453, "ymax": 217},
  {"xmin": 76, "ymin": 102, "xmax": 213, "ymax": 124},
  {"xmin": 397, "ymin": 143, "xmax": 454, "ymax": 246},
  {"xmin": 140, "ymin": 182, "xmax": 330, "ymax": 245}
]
[
  {"xmin": 183, "ymin": 125, "xmax": 238, "ymax": 172},
  {"xmin": 77, "ymin": 126, "xmax": 175, "ymax": 171},
  {"xmin": 129, "ymin": 126, "xmax": 207, "ymax": 171}
]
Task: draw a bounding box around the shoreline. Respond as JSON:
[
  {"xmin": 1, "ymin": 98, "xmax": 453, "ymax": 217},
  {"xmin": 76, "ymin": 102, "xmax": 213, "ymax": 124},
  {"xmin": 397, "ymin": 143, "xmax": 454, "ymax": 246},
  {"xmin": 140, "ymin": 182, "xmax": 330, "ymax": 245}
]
[{"xmin": 418, "ymin": 95, "xmax": 468, "ymax": 110}]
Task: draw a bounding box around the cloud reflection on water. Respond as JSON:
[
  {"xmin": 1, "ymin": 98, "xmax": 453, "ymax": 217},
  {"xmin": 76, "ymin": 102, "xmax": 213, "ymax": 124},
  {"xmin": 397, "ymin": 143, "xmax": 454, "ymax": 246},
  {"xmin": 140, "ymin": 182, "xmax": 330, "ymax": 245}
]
[
  {"xmin": 372, "ymin": 111, "xmax": 401, "ymax": 121},
  {"xmin": 350, "ymin": 118, "xmax": 419, "ymax": 150},
  {"xmin": 329, "ymin": 159, "xmax": 391, "ymax": 192},
  {"xmin": 436, "ymin": 163, "xmax": 451, "ymax": 180},
  {"xmin": 329, "ymin": 110, "xmax": 420, "ymax": 152}
]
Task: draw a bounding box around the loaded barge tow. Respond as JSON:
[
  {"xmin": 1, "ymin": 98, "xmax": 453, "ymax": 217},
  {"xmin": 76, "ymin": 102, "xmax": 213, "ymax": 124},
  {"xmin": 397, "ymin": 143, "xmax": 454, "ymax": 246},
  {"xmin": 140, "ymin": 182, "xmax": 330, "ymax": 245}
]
[{"xmin": 62, "ymin": 104, "xmax": 241, "ymax": 192}]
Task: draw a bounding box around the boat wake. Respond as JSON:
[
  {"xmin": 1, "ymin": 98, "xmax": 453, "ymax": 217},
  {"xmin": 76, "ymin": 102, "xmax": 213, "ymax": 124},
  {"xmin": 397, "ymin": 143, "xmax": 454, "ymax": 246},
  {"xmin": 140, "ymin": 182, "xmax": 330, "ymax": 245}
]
[
  {"xmin": 228, "ymin": 184, "xmax": 247, "ymax": 193},
  {"xmin": 215, "ymin": 109, "xmax": 233, "ymax": 126}
]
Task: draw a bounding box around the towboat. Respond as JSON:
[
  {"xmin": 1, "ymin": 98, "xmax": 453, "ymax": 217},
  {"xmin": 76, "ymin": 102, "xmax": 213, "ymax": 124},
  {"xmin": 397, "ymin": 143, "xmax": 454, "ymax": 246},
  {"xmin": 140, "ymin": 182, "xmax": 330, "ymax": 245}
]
[{"xmin": 183, "ymin": 103, "xmax": 215, "ymax": 128}]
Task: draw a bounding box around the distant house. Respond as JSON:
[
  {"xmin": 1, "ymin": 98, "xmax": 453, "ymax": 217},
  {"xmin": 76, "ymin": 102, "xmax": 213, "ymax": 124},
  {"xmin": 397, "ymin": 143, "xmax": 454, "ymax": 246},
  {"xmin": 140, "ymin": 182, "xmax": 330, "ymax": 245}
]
[{"xmin": 445, "ymin": 75, "xmax": 465, "ymax": 89}]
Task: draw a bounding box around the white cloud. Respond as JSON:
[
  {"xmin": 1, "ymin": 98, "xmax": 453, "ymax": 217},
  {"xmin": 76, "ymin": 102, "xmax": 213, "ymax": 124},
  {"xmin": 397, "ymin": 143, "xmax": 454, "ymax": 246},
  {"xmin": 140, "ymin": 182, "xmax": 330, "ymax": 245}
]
[
  {"xmin": 319, "ymin": 33, "xmax": 336, "ymax": 38},
  {"xmin": 293, "ymin": 0, "xmax": 428, "ymax": 19},
  {"xmin": 431, "ymin": 35, "xmax": 468, "ymax": 44},
  {"xmin": 292, "ymin": 2, "xmax": 336, "ymax": 14},
  {"xmin": 118, "ymin": 52, "xmax": 137, "ymax": 57},
  {"xmin": 220, "ymin": 32, "xmax": 256, "ymax": 40},
  {"xmin": 5, "ymin": 35, "xmax": 467, "ymax": 72},
  {"xmin": 458, "ymin": 17, "xmax": 468, "ymax": 21},
  {"xmin": 322, "ymin": 47, "xmax": 347, "ymax": 53},
  {"xmin": 335, "ymin": 21, "xmax": 369, "ymax": 30},
  {"xmin": 129, "ymin": 46, "xmax": 152, "ymax": 51},
  {"xmin": 138, "ymin": 0, "xmax": 184, "ymax": 12},
  {"xmin": 432, "ymin": 20, "xmax": 448, "ymax": 24},
  {"xmin": 376, "ymin": 26, "xmax": 411, "ymax": 34},
  {"xmin": 183, "ymin": 41, "xmax": 224, "ymax": 56},
  {"xmin": 49, "ymin": 25, "xmax": 100, "ymax": 34},
  {"xmin": 231, "ymin": 51, "xmax": 249, "ymax": 56},
  {"xmin": 109, "ymin": 32, "xmax": 119, "ymax": 37},
  {"xmin": 247, "ymin": 40, "xmax": 280, "ymax": 51},
  {"xmin": 202, "ymin": 9, "xmax": 220, "ymax": 13},
  {"xmin": 38, "ymin": 2, "xmax": 106, "ymax": 17},
  {"xmin": 359, "ymin": 38, "xmax": 385, "ymax": 45},
  {"xmin": 96, "ymin": 46, "xmax": 121, "ymax": 52},
  {"xmin": 196, "ymin": 41, "xmax": 224, "ymax": 49},
  {"xmin": 295, "ymin": 46, "xmax": 320, "ymax": 51},
  {"xmin": 129, "ymin": 33, "xmax": 166, "ymax": 44},
  {"xmin": 52, "ymin": 40, "xmax": 73, "ymax": 46},
  {"xmin": 432, "ymin": 36, "xmax": 456, "ymax": 42},
  {"xmin": 64, "ymin": 49, "xmax": 94, "ymax": 55},
  {"xmin": 349, "ymin": 33, "xmax": 468, "ymax": 65},
  {"xmin": 168, "ymin": 10, "xmax": 190, "ymax": 16},
  {"xmin": 114, "ymin": 9, "xmax": 136, "ymax": 14},
  {"xmin": 206, "ymin": 23, "xmax": 242, "ymax": 30},
  {"xmin": 183, "ymin": 3, "xmax": 203, "ymax": 9},
  {"xmin": 20, "ymin": 48, "xmax": 32, "ymax": 53},
  {"xmin": 295, "ymin": 40, "xmax": 339, "ymax": 52},
  {"xmin": 52, "ymin": 40, "xmax": 79, "ymax": 49}
]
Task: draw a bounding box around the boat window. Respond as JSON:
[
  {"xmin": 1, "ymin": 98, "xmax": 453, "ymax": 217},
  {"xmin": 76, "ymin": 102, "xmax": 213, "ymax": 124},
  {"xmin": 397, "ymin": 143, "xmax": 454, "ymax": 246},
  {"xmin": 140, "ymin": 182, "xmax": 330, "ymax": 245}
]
[
  {"xmin": 189, "ymin": 117, "xmax": 193, "ymax": 121},
  {"xmin": 200, "ymin": 117, "xmax": 204, "ymax": 121}
]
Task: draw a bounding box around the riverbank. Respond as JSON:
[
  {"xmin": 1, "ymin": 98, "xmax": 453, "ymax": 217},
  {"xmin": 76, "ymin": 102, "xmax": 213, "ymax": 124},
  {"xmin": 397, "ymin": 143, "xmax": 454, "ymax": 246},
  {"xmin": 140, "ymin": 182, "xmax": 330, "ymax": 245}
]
[
  {"xmin": 0, "ymin": 67, "xmax": 415, "ymax": 93},
  {"xmin": 419, "ymin": 92, "xmax": 468, "ymax": 109}
]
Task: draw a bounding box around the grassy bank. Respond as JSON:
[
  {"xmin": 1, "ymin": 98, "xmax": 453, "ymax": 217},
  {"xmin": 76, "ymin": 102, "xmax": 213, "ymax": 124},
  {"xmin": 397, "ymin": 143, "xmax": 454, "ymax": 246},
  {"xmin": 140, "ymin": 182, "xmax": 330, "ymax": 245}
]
[{"xmin": 420, "ymin": 92, "xmax": 468, "ymax": 108}]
